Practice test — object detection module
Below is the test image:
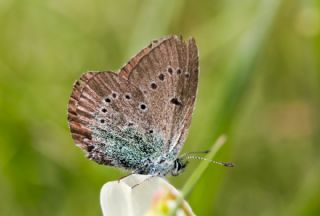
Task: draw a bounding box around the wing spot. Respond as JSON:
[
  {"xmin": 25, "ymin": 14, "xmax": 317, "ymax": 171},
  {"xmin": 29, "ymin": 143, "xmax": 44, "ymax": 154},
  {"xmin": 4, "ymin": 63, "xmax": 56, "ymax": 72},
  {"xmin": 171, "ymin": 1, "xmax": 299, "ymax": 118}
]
[
  {"xmin": 100, "ymin": 119, "xmax": 105, "ymax": 123},
  {"xmin": 176, "ymin": 68, "xmax": 182, "ymax": 75},
  {"xmin": 128, "ymin": 122, "xmax": 134, "ymax": 127},
  {"xmin": 185, "ymin": 72, "xmax": 190, "ymax": 78},
  {"xmin": 194, "ymin": 69, "xmax": 199, "ymax": 73},
  {"xmin": 139, "ymin": 103, "xmax": 147, "ymax": 111},
  {"xmin": 150, "ymin": 82, "xmax": 157, "ymax": 89},
  {"xmin": 105, "ymin": 98, "xmax": 111, "ymax": 103},
  {"xmin": 149, "ymin": 130, "xmax": 153, "ymax": 134},
  {"xmin": 170, "ymin": 98, "xmax": 182, "ymax": 106},
  {"xmin": 112, "ymin": 93, "xmax": 118, "ymax": 98},
  {"xmin": 158, "ymin": 73, "xmax": 165, "ymax": 81},
  {"xmin": 167, "ymin": 67, "xmax": 173, "ymax": 75},
  {"xmin": 101, "ymin": 108, "xmax": 107, "ymax": 113},
  {"xmin": 124, "ymin": 94, "xmax": 131, "ymax": 100}
]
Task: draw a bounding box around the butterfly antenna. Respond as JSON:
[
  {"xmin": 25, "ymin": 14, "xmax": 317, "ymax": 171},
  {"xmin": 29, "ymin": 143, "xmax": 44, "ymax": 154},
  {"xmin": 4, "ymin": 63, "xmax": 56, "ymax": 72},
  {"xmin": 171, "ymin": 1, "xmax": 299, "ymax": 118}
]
[
  {"xmin": 185, "ymin": 155, "xmax": 235, "ymax": 167},
  {"xmin": 180, "ymin": 150, "xmax": 210, "ymax": 158}
]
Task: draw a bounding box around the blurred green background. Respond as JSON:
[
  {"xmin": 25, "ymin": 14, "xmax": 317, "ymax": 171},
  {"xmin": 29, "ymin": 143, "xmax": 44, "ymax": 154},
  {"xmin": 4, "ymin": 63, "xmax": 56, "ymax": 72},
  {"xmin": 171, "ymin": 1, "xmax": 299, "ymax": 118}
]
[{"xmin": 1, "ymin": 0, "xmax": 319, "ymax": 215}]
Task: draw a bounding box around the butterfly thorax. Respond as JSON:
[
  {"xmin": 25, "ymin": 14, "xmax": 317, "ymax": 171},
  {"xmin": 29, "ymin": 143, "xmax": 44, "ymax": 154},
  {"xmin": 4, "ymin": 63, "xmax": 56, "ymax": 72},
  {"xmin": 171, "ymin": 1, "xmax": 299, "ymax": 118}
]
[
  {"xmin": 134, "ymin": 152, "xmax": 178, "ymax": 176},
  {"xmin": 135, "ymin": 156, "xmax": 188, "ymax": 176}
]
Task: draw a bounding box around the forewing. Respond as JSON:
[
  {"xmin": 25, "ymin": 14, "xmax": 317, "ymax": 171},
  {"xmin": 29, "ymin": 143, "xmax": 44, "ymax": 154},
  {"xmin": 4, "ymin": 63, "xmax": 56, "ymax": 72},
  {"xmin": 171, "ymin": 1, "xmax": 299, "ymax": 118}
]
[{"xmin": 119, "ymin": 36, "xmax": 199, "ymax": 154}]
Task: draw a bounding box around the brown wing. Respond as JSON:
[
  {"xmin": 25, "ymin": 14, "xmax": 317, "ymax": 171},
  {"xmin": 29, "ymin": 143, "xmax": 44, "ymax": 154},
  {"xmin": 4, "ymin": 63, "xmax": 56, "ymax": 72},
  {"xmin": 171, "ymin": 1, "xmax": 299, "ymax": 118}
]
[
  {"xmin": 67, "ymin": 35, "xmax": 199, "ymax": 166},
  {"xmin": 68, "ymin": 71, "xmax": 155, "ymax": 166},
  {"xmin": 68, "ymin": 72, "xmax": 96, "ymax": 151},
  {"xmin": 118, "ymin": 35, "xmax": 199, "ymax": 154}
]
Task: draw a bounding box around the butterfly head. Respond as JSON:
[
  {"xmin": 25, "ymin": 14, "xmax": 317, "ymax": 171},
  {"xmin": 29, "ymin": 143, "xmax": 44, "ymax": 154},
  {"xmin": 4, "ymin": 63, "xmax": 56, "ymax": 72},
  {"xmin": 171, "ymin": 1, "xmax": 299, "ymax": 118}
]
[{"xmin": 171, "ymin": 158, "xmax": 189, "ymax": 176}]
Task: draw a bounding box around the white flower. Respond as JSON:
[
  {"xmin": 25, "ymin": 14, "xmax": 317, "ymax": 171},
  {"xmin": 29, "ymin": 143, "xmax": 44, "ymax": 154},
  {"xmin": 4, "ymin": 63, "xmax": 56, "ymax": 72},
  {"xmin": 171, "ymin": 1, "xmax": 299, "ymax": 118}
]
[{"xmin": 100, "ymin": 174, "xmax": 195, "ymax": 216}]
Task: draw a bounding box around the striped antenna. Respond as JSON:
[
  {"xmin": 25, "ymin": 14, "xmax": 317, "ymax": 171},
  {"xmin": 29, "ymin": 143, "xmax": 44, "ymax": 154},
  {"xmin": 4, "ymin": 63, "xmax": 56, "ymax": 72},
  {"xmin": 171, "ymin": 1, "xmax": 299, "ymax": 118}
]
[{"xmin": 185, "ymin": 155, "xmax": 235, "ymax": 167}]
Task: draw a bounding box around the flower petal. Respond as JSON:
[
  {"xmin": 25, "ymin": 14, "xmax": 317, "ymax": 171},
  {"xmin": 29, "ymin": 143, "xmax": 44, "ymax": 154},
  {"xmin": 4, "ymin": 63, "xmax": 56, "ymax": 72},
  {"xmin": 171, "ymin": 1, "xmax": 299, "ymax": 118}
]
[
  {"xmin": 100, "ymin": 174, "xmax": 194, "ymax": 216},
  {"xmin": 100, "ymin": 178, "xmax": 133, "ymax": 216}
]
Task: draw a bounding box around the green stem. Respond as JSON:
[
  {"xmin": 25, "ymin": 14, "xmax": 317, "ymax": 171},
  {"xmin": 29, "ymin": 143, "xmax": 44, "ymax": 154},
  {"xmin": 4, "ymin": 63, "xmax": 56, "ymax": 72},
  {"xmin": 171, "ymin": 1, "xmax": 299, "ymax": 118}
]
[{"xmin": 168, "ymin": 135, "xmax": 227, "ymax": 216}]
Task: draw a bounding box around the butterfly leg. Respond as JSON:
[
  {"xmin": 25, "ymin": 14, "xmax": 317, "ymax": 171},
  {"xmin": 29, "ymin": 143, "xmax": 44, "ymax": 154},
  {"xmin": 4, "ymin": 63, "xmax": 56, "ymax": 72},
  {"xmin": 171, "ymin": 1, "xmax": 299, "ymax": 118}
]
[
  {"xmin": 131, "ymin": 175, "xmax": 156, "ymax": 189},
  {"xmin": 117, "ymin": 172, "xmax": 134, "ymax": 183}
]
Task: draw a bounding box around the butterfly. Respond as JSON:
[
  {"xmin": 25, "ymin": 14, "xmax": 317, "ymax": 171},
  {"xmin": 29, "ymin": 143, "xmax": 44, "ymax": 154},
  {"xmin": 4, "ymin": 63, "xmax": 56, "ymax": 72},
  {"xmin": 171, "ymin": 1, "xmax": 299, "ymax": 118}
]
[{"xmin": 68, "ymin": 35, "xmax": 200, "ymax": 176}]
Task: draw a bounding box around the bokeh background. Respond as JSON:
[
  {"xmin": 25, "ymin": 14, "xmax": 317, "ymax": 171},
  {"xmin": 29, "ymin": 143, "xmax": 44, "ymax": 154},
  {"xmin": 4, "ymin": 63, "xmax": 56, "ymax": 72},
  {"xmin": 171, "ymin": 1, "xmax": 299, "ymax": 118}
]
[{"xmin": 1, "ymin": 0, "xmax": 320, "ymax": 215}]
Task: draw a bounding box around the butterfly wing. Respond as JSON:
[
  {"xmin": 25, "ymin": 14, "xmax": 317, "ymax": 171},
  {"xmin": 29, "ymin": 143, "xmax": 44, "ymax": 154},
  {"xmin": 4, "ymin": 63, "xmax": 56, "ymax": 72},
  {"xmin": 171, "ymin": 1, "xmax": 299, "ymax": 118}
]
[
  {"xmin": 119, "ymin": 35, "xmax": 199, "ymax": 155},
  {"xmin": 68, "ymin": 35, "xmax": 198, "ymax": 170},
  {"xmin": 68, "ymin": 71, "xmax": 165, "ymax": 169}
]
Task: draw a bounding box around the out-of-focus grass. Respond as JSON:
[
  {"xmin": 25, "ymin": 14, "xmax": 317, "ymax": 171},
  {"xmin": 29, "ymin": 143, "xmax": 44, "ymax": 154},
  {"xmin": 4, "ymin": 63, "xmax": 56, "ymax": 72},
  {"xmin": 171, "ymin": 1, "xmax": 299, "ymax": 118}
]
[{"xmin": 0, "ymin": 0, "xmax": 319, "ymax": 215}]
